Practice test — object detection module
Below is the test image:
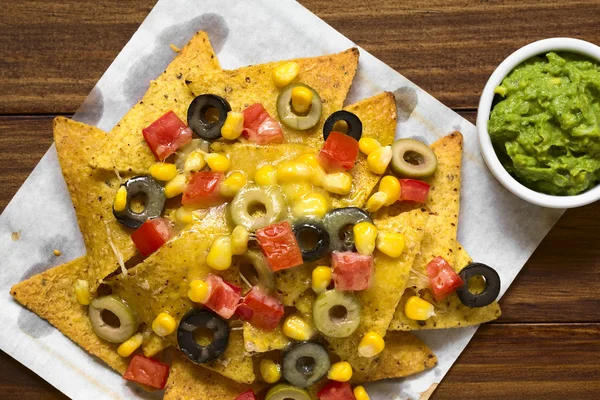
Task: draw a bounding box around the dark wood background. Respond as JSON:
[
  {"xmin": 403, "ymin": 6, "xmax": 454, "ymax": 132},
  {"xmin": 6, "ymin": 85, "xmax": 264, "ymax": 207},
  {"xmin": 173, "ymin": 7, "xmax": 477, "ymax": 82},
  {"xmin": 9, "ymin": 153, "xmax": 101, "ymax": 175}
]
[{"xmin": 1, "ymin": 0, "xmax": 599, "ymax": 399}]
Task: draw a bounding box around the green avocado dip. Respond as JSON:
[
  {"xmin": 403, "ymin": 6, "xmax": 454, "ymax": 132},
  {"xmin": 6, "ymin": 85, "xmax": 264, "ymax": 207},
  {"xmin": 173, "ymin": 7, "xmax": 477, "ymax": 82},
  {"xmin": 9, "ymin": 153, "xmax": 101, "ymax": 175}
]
[{"xmin": 488, "ymin": 52, "xmax": 600, "ymax": 196}]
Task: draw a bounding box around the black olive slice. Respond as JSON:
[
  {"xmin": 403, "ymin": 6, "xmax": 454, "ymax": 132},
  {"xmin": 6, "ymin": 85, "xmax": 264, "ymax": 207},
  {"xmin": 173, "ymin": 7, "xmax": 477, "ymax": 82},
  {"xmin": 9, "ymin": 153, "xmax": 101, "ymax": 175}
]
[
  {"xmin": 390, "ymin": 139, "xmax": 438, "ymax": 178},
  {"xmin": 282, "ymin": 342, "xmax": 330, "ymax": 388},
  {"xmin": 323, "ymin": 207, "xmax": 372, "ymax": 252},
  {"xmin": 113, "ymin": 176, "xmax": 166, "ymax": 229},
  {"xmin": 292, "ymin": 221, "xmax": 330, "ymax": 262},
  {"xmin": 322, "ymin": 110, "xmax": 363, "ymax": 141},
  {"xmin": 177, "ymin": 309, "xmax": 230, "ymax": 364},
  {"xmin": 187, "ymin": 94, "xmax": 232, "ymax": 141},
  {"xmin": 456, "ymin": 263, "xmax": 501, "ymax": 308}
]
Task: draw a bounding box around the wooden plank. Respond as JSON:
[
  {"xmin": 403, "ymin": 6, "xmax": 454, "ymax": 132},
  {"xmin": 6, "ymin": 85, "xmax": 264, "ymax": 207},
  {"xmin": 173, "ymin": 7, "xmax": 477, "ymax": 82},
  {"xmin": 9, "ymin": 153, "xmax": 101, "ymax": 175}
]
[{"xmin": 0, "ymin": 351, "xmax": 65, "ymax": 399}]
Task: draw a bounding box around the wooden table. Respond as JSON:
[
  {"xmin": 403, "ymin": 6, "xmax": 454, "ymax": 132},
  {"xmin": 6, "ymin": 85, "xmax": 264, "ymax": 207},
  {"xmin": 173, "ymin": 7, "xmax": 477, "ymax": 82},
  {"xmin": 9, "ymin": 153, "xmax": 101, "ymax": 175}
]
[{"xmin": 1, "ymin": 1, "xmax": 599, "ymax": 399}]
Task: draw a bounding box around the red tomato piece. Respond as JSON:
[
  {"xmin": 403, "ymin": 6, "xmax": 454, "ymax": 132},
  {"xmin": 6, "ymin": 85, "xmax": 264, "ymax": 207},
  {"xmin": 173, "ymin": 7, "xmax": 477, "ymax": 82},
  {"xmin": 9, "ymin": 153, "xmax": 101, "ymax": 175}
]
[
  {"xmin": 131, "ymin": 217, "xmax": 173, "ymax": 257},
  {"xmin": 255, "ymin": 221, "xmax": 303, "ymax": 272},
  {"xmin": 123, "ymin": 355, "xmax": 170, "ymax": 389},
  {"xmin": 398, "ymin": 179, "xmax": 431, "ymax": 203},
  {"xmin": 317, "ymin": 381, "xmax": 356, "ymax": 400},
  {"xmin": 142, "ymin": 111, "xmax": 192, "ymax": 160},
  {"xmin": 182, "ymin": 171, "xmax": 225, "ymax": 208},
  {"xmin": 426, "ymin": 256, "xmax": 464, "ymax": 301},
  {"xmin": 235, "ymin": 390, "xmax": 257, "ymax": 400},
  {"xmin": 318, "ymin": 131, "xmax": 360, "ymax": 172},
  {"xmin": 242, "ymin": 103, "xmax": 284, "ymax": 144},
  {"xmin": 236, "ymin": 286, "xmax": 284, "ymax": 331},
  {"xmin": 331, "ymin": 251, "xmax": 374, "ymax": 291},
  {"xmin": 204, "ymin": 274, "xmax": 242, "ymax": 319}
]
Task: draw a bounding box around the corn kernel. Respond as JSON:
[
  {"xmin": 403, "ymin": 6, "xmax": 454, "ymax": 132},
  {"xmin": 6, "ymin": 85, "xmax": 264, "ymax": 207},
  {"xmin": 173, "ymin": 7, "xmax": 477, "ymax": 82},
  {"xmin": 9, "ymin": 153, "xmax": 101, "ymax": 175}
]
[
  {"xmin": 152, "ymin": 312, "xmax": 177, "ymax": 337},
  {"xmin": 291, "ymin": 192, "xmax": 330, "ymax": 219},
  {"xmin": 205, "ymin": 153, "xmax": 230, "ymax": 172},
  {"xmin": 74, "ymin": 279, "xmax": 91, "ymax": 305},
  {"xmin": 328, "ymin": 361, "xmax": 353, "ymax": 382},
  {"xmin": 206, "ymin": 236, "xmax": 233, "ymax": 271},
  {"xmin": 281, "ymin": 181, "xmax": 313, "ymax": 203},
  {"xmin": 379, "ymin": 175, "xmax": 401, "ymax": 206},
  {"xmin": 358, "ymin": 332, "xmax": 385, "ymax": 358},
  {"xmin": 231, "ymin": 225, "xmax": 249, "ymax": 255},
  {"xmin": 367, "ymin": 145, "xmax": 392, "ymax": 175},
  {"xmin": 353, "ymin": 222, "xmax": 377, "ymax": 256},
  {"xmin": 283, "ymin": 314, "xmax": 316, "ymax": 341},
  {"xmin": 113, "ymin": 186, "xmax": 127, "ymax": 212},
  {"xmin": 365, "ymin": 191, "xmax": 388, "ymax": 212},
  {"xmin": 117, "ymin": 333, "xmax": 143, "ymax": 358},
  {"xmin": 277, "ymin": 161, "xmax": 313, "ymax": 182},
  {"xmin": 175, "ymin": 206, "xmax": 194, "ymax": 224},
  {"xmin": 295, "ymin": 154, "xmax": 326, "ymax": 186},
  {"xmin": 149, "ymin": 162, "xmax": 178, "ymax": 181},
  {"xmin": 188, "ymin": 279, "xmax": 211, "ymax": 304},
  {"xmin": 254, "ymin": 165, "xmax": 277, "ymax": 186},
  {"xmin": 221, "ymin": 111, "xmax": 244, "ymax": 140},
  {"xmin": 260, "ymin": 359, "xmax": 282, "ymax": 384},
  {"xmin": 296, "ymin": 153, "xmax": 319, "ymax": 166},
  {"xmin": 291, "ymin": 86, "xmax": 314, "ymax": 114},
  {"xmin": 164, "ymin": 174, "xmax": 187, "ymax": 198},
  {"xmin": 322, "ymin": 172, "xmax": 352, "ymax": 195},
  {"xmin": 184, "ymin": 150, "xmax": 207, "ymax": 173},
  {"xmin": 376, "ymin": 231, "xmax": 406, "ymax": 258},
  {"xmin": 354, "ymin": 386, "xmax": 370, "ymax": 400},
  {"xmin": 312, "ymin": 266, "xmax": 332, "ymax": 294},
  {"xmin": 404, "ymin": 296, "xmax": 436, "ymax": 321},
  {"xmin": 272, "ymin": 61, "xmax": 300, "ymax": 88},
  {"xmin": 359, "ymin": 137, "xmax": 382, "ymax": 155},
  {"xmin": 220, "ymin": 171, "xmax": 248, "ymax": 197}
]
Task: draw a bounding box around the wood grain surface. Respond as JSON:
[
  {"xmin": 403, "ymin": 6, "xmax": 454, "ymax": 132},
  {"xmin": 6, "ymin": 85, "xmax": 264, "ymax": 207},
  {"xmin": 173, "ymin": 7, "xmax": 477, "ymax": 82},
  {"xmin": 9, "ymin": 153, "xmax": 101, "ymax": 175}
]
[{"xmin": 1, "ymin": 1, "xmax": 599, "ymax": 399}]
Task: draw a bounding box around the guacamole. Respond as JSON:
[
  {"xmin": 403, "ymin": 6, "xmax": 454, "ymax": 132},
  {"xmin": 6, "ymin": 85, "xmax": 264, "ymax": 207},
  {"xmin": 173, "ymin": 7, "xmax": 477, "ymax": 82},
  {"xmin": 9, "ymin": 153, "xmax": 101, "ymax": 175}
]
[{"xmin": 489, "ymin": 52, "xmax": 600, "ymax": 196}]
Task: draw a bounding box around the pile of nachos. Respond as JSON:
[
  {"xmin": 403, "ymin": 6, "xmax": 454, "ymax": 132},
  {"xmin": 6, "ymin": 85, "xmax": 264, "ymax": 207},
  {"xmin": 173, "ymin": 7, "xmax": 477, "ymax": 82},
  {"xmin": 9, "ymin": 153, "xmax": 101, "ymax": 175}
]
[{"xmin": 11, "ymin": 31, "xmax": 502, "ymax": 400}]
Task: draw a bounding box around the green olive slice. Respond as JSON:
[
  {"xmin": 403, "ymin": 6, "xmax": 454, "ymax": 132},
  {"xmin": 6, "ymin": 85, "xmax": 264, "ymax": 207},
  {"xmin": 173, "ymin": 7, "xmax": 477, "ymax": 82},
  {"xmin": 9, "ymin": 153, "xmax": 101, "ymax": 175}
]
[
  {"xmin": 390, "ymin": 139, "xmax": 438, "ymax": 178},
  {"xmin": 266, "ymin": 384, "xmax": 311, "ymax": 400},
  {"xmin": 238, "ymin": 250, "xmax": 275, "ymax": 292},
  {"xmin": 277, "ymin": 84, "xmax": 322, "ymax": 130},
  {"xmin": 230, "ymin": 185, "xmax": 286, "ymax": 231},
  {"xmin": 88, "ymin": 295, "xmax": 138, "ymax": 343},
  {"xmin": 312, "ymin": 290, "xmax": 361, "ymax": 338},
  {"xmin": 282, "ymin": 342, "xmax": 331, "ymax": 388}
]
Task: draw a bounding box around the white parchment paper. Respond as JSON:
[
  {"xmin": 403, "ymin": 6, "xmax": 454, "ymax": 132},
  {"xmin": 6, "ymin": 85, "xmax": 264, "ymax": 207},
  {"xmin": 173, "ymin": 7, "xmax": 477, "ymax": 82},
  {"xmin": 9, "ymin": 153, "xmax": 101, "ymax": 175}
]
[{"xmin": 0, "ymin": 1, "xmax": 565, "ymax": 399}]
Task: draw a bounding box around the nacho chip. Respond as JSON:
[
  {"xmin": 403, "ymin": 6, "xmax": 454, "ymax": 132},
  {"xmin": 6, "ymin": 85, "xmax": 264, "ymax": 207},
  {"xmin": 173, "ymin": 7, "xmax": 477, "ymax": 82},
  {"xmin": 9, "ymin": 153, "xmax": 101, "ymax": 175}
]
[
  {"xmin": 54, "ymin": 117, "xmax": 136, "ymax": 291},
  {"xmin": 92, "ymin": 31, "xmax": 221, "ymax": 173},
  {"xmin": 243, "ymin": 322, "xmax": 291, "ymax": 353},
  {"xmin": 10, "ymin": 257, "xmax": 128, "ymax": 374},
  {"xmin": 186, "ymin": 48, "xmax": 359, "ymax": 147}
]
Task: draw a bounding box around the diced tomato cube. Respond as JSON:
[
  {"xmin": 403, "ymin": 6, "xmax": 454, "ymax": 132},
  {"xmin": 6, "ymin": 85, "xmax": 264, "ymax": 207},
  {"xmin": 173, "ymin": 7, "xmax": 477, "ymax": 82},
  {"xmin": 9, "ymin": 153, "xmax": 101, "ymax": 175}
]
[
  {"xmin": 332, "ymin": 251, "xmax": 374, "ymax": 291},
  {"xmin": 317, "ymin": 381, "xmax": 356, "ymax": 400},
  {"xmin": 398, "ymin": 179, "xmax": 430, "ymax": 203},
  {"xmin": 182, "ymin": 171, "xmax": 225, "ymax": 208},
  {"xmin": 204, "ymin": 274, "xmax": 242, "ymax": 319},
  {"xmin": 236, "ymin": 286, "xmax": 284, "ymax": 331},
  {"xmin": 235, "ymin": 390, "xmax": 257, "ymax": 400},
  {"xmin": 123, "ymin": 355, "xmax": 170, "ymax": 389},
  {"xmin": 426, "ymin": 256, "xmax": 464, "ymax": 301},
  {"xmin": 318, "ymin": 131, "xmax": 359, "ymax": 172},
  {"xmin": 131, "ymin": 217, "xmax": 173, "ymax": 257},
  {"xmin": 242, "ymin": 103, "xmax": 284, "ymax": 144},
  {"xmin": 255, "ymin": 221, "xmax": 303, "ymax": 272},
  {"xmin": 142, "ymin": 111, "xmax": 192, "ymax": 160}
]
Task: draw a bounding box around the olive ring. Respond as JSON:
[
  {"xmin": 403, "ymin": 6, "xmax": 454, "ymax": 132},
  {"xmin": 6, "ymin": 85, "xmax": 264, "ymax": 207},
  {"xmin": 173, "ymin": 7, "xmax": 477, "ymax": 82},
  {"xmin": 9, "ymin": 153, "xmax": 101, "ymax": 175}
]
[
  {"xmin": 456, "ymin": 263, "xmax": 501, "ymax": 308},
  {"xmin": 323, "ymin": 207, "xmax": 372, "ymax": 252},
  {"xmin": 187, "ymin": 94, "xmax": 232, "ymax": 141},
  {"xmin": 292, "ymin": 221, "xmax": 330, "ymax": 262},
  {"xmin": 277, "ymin": 84, "xmax": 323, "ymax": 131},
  {"xmin": 177, "ymin": 309, "xmax": 230, "ymax": 364},
  {"xmin": 282, "ymin": 342, "xmax": 331, "ymax": 388},
  {"xmin": 113, "ymin": 176, "xmax": 166, "ymax": 229},
  {"xmin": 230, "ymin": 185, "xmax": 286, "ymax": 231},
  {"xmin": 323, "ymin": 110, "xmax": 363, "ymax": 141}
]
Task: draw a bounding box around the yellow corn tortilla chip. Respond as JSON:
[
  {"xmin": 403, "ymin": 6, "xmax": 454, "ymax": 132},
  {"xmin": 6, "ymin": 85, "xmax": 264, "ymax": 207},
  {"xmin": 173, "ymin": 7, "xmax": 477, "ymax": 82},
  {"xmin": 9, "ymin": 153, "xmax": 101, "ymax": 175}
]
[
  {"xmin": 243, "ymin": 322, "xmax": 291, "ymax": 353},
  {"xmin": 326, "ymin": 209, "xmax": 429, "ymax": 374},
  {"xmin": 10, "ymin": 257, "xmax": 128, "ymax": 374},
  {"xmin": 186, "ymin": 48, "xmax": 359, "ymax": 147},
  {"xmin": 91, "ymin": 31, "xmax": 221, "ymax": 174},
  {"xmin": 54, "ymin": 117, "xmax": 137, "ymax": 291}
]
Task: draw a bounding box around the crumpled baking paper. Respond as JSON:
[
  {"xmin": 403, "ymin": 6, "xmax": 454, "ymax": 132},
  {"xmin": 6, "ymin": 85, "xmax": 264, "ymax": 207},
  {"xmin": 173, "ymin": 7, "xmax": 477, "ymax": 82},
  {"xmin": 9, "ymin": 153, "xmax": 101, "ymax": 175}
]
[{"xmin": 0, "ymin": 0, "xmax": 564, "ymax": 399}]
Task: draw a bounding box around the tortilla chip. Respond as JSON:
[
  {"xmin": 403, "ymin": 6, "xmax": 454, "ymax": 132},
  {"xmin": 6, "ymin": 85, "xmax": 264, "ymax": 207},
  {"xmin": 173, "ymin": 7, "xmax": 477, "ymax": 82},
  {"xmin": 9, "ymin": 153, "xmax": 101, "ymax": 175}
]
[
  {"xmin": 275, "ymin": 261, "xmax": 319, "ymax": 307},
  {"xmin": 142, "ymin": 333, "xmax": 169, "ymax": 358},
  {"xmin": 54, "ymin": 117, "xmax": 136, "ymax": 291},
  {"xmin": 186, "ymin": 48, "xmax": 359, "ymax": 147},
  {"xmin": 91, "ymin": 31, "xmax": 221, "ymax": 173},
  {"xmin": 326, "ymin": 209, "xmax": 429, "ymax": 374},
  {"xmin": 243, "ymin": 323, "xmax": 291, "ymax": 353},
  {"xmin": 10, "ymin": 257, "xmax": 128, "ymax": 374}
]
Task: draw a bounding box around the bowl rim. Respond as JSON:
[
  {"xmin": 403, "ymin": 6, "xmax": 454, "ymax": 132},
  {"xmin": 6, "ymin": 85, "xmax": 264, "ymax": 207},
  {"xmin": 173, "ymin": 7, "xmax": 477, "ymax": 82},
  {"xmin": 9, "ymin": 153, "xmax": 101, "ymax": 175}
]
[{"xmin": 477, "ymin": 37, "xmax": 600, "ymax": 208}]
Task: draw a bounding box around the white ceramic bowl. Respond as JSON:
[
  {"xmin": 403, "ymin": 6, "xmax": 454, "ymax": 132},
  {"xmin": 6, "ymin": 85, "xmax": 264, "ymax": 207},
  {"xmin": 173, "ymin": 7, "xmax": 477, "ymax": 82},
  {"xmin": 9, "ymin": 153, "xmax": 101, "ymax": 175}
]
[{"xmin": 477, "ymin": 38, "xmax": 600, "ymax": 208}]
